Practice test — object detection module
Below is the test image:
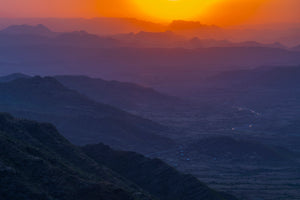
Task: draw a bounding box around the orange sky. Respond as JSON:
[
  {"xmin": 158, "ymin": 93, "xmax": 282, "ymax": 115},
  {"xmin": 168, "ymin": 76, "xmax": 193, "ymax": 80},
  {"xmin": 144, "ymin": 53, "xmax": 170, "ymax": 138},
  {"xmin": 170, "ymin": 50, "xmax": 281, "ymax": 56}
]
[{"xmin": 1, "ymin": 0, "xmax": 300, "ymax": 26}]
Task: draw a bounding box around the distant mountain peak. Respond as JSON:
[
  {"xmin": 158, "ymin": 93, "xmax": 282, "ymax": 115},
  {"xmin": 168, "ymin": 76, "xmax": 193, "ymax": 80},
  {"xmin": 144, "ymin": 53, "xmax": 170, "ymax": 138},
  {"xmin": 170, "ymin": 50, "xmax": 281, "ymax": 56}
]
[
  {"xmin": 54, "ymin": 30, "xmax": 107, "ymax": 43},
  {"xmin": 1, "ymin": 24, "xmax": 54, "ymax": 37},
  {"xmin": 0, "ymin": 73, "xmax": 31, "ymax": 82},
  {"xmin": 10, "ymin": 76, "xmax": 68, "ymax": 92},
  {"xmin": 168, "ymin": 20, "xmax": 219, "ymax": 30}
]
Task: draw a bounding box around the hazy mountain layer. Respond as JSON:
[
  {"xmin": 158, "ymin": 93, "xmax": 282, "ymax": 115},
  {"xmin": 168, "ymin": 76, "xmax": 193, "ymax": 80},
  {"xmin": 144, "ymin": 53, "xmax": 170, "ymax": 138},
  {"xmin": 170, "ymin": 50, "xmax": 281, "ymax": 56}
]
[
  {"xmin": 54, "ymin": 75, "xmax": 182, "ymax": 112},
  {"xmin": 0, "ymin": 76, "xmax": 173, "ymax": 153}
]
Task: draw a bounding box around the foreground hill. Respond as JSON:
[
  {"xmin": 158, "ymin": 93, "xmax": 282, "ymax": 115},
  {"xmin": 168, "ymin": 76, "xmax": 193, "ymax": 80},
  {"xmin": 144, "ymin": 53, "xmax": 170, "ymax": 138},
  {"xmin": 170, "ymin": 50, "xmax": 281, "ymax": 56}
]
[
  {"xmin": 0, "ymin": 113, "xmax": 237, "ymax": 200},
  {"xmin": 0, "ymin": 113, "xmax": 153, "ymax": 200},
  {"xmin": 83, "ymin": 143, "xmax": 238, "ymax": 200},
  {"xmin": 0, "ymin": 76, "xmax": 172, "ymax": 153}
]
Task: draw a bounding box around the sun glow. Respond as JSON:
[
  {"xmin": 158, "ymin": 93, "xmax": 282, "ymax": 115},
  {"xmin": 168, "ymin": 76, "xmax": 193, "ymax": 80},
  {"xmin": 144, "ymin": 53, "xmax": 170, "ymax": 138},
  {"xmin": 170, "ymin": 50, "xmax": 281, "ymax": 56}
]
[
  {"xmin": 131, "ymin": 0, "xmax": 221, "ymax": 22},
  {"xmin": 130, "ymin": 0, "xmax": 270, "ymax": 25}
]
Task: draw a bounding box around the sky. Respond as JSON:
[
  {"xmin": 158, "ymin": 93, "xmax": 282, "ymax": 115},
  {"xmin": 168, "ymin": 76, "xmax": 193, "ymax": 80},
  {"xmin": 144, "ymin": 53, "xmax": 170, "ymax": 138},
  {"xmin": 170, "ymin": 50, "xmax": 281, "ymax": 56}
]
[{"xmin": 0, "ymin": 0, "xmax": 300, "ymax": 26}]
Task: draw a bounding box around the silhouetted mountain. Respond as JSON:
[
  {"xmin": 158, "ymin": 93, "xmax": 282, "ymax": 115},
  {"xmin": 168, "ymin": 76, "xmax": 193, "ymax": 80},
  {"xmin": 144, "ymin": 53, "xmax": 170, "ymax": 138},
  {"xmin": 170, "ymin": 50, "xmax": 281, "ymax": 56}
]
[
  {"xmin": 0, "ymin": 113, "xmax": 238, "ymax": 200},
  {"xmin": 0, "ymin": 113, "xmax": 154, "ymax": 200},
  {"xmin": 0, "ymin": 18, "xmax": 165, "ymax": 35},
  {"xmin": 0, "ymin": 76, "xmax": 173, "ymax": 153},
  {"xmin": 0, "ymin": 24, "xmax": 121, "ymax": 47},
  {"xmin": 54, "ymin": 75, "xmax": 182, "ymax": 111},
  {"xmin": 167, "ymin": 20, "xmax": 222, "ymax": 38},
  {"xmin": 186, "ymin": 38, "xmax": 285, "ymax": 49},
  {"xmin": 1, "ymin": 45, "xmax": 300, "ymax": 93},
  {"xmin": 0, "ymin": 24, "xmax": 287, "ymax": 50},
  {"xmin": 54, "ymin": 31, "xmax": 120, "ymax": 47},
  {"xmin": 83, "ymin": 143, "xmax": 238, "ymax": 200},
  {"xmin": 112, "ymin": 31, "xmax": 185, "ymax": 48},
  {"xmin": 0, "ymin": 25, "xmax": 53, "ymax": 46},
  {"xmin": 0, "ymin": 18, "xmax": 298, "ymax": 46},
  {"xmin": 1, "ymin": 24, "xmax": 55, "ymax": 37},
  {"xmin": 168, "ymin": 20, "xmax": 219, "ymax": 31},
  {"xmin": 0, "ymin": 73, "xmax": 30, "ymax": 82}
]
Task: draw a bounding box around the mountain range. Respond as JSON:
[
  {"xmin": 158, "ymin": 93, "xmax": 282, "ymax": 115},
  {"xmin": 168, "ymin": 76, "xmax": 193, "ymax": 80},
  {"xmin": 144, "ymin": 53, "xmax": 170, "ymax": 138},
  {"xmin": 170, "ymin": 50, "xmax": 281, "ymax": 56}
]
[
  {"xmin": 0, "ymin": 18, "xmax": 212, "ymax": 35},
  {"xmin": 1, "ymin": 24, "xmax": 56, "ymax": 37},
  {"xmin": 0, "ymin": 24, "xmax": 291, "ymax": 49},
  {"xmin": 0, "ymin": 76, "xmax": 173, "ymax": 153},
  {"xmin": 0, "ymin": 112, "xmax": 237, "ymax": 200},
  {"xmin": 0, "ymin": 18, "xmax": 299, "ymax": 45},
  {"xmin": 54, "ymin": 75, "xmax": 182, "ymax": 112},
  {"xmin": 1, "ymin": 28, "xmax": 300, "ymax": 93}
]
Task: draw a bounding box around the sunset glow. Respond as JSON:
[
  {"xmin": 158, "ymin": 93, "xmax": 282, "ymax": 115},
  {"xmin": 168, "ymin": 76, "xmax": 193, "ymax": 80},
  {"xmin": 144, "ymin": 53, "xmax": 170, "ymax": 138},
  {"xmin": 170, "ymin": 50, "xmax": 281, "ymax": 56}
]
[
  {"xmin": 131, "ymin": 0, "xmax": 219, "ymax": 21},
  {"xmin": 130, "ymin": 0, "xmax": 272, "ymax": 25},
  {"xmin": 1, "ymin": 0, "xmax": 300, "ymax": 26}
]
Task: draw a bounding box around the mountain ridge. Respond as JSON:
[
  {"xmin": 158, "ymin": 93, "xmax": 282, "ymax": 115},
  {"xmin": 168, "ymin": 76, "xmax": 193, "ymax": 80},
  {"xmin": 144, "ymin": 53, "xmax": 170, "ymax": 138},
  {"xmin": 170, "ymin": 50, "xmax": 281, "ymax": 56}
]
[
  {"xmin": 0, "ymin": 112, "xmax": 238, "ymax": 200},
  {"xmin": 54, "ymin": 75, "xmax": 182, "ymax": 111},
  {"xmin": 0, "ymin": 76, "xmax": 173, "ymax": 153}
]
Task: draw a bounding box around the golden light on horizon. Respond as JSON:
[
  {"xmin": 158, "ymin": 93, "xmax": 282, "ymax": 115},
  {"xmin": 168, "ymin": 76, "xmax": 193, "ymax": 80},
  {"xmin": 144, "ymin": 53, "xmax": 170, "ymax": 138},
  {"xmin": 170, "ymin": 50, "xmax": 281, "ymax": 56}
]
[
  {"xmin": 2, "ymin": 0, "xmax": 299, "ymax": 26},
  {"xmin": 131, "ymin": 0, "xmax": 220, "ymax": 22},
  {"xmin": 130, "ymin": 0, "xmax": 272, "ymax": 26}
]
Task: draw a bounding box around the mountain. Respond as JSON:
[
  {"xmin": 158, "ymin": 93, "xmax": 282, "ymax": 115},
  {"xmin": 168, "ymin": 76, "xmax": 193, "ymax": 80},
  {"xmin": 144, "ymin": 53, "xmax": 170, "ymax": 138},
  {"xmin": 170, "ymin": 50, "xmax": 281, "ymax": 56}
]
[
  {"xmin": 1, "ymin": 44, "xmax": 300, "ymax": 95},
  {"xmin": 185, "ymin": 38, "xmax": 285, "ymax": 49},
  {"xmin": 111, "ymin": 31, "xmax": 185, "ymax": 48},
  {"xmin": 83, "ymin": 143, "xmax": 238, "ymax": 200},
  {"xmin": 0, "ymin": 113, "xmax": 154, "ymax": 200},
  {"xmin": 0, "ymin": 18, "xmax": 298, "ymax": 46},
  {"xmin": 0, "ymin": 25, "xmax": 54, "ymax": 46},
  {"xmin": 54, "ymin": 75, "xmax": 182, "ymax": 111},
  {"xmin": 112, "ymin": 31, "xmax": 285, "ymax": 49},
  {"xmin": 0, "ymin": 76, "xmax": 173, "ymax": 153},
  {"xmin": 0, "ymin": 18, "xmax": 165, "ymax": 35},
  {"xmin": 54, "ymin": 31, "xmax": 121, "ymax": 48},
  {"xmin": 0, "ymin": 113, "xmax": 238, "ymax": 200},
  {"xmin": 168, "ymin": 20, "xmax": 219, "ymax": 31},
  {"xmin": 0, "ymin": 73, "xmax": 30, "ymax": 82},
  {"xmin": 0, "ymin": 24, "xmax": 121, "ymax": 47},
  {"xmin": 1, "ymin": 24, "xmax": 286, "ymax": 50},
  {"xmin": 167, "ymin": 20, "xmax": 222, "ymax": 38},
  {"xmin": 1, "ymin": 24, "xmax": 56, "ymax": 37}
]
